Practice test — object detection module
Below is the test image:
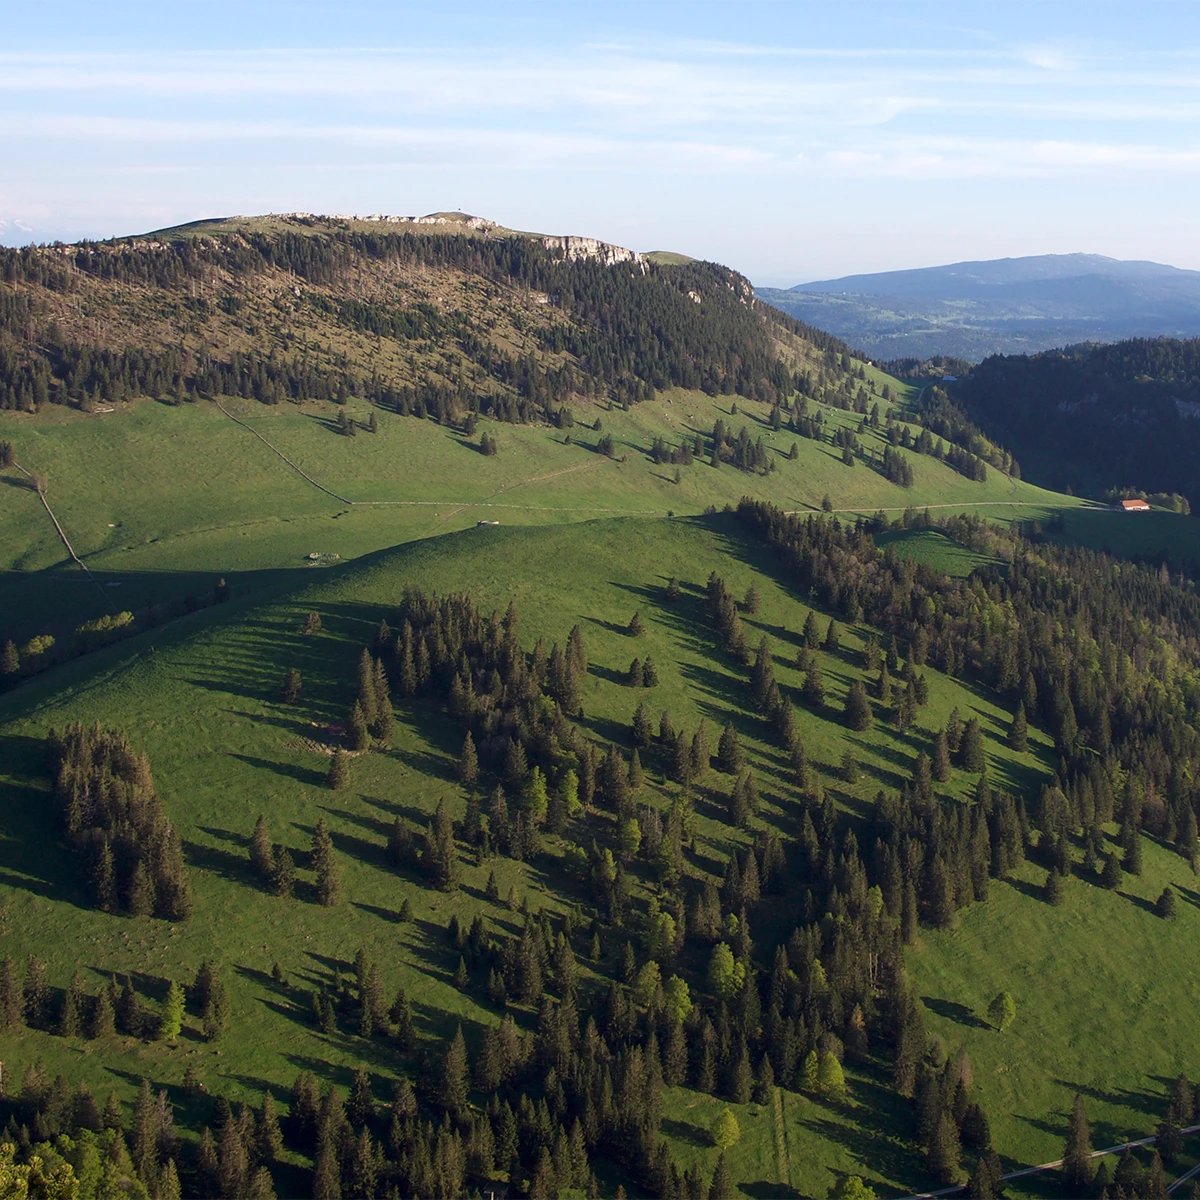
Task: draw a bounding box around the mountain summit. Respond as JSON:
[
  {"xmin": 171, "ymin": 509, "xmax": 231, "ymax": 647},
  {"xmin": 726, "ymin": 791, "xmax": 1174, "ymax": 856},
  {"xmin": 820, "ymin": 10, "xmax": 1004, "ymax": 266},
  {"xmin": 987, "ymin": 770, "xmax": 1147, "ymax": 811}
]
[{"xmin": 757, "ymin": 252, "xmax": 1200, "ymax": 360}]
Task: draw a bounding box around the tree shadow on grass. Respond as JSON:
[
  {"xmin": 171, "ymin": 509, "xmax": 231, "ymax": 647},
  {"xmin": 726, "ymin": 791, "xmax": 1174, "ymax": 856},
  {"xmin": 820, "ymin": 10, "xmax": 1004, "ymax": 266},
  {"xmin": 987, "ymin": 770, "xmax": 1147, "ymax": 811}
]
[
  {"xmin": 1052, "ymin": 1077, "xmax": 1164, "ymax": 1123},
  {"xmin": 1004, "ymin": 876, "xmax": 1047, "ymax": 902},
  {"xmin": 742, "ymin": 1181, "xmax": 803, "ymax": 1199},
  {"xmin": 352, "ymin": 901, "xmax": 405, "ymax": 924},
  {"xmin": 318, "ymin": 804, "xmax": 392, "ymax": 842},
  {"xmin": 358, "ymin": 793, "xmax": 433, "ymax": 827},
  {"xmin": 182, "ymin": 838, "xmax": 258, "ymax": 888},
  {"xmin": 661, "ymin": 1116, "xmax": 709, "ymax": 1148},
  {"xmin": 292, "ymin": 820, "xmax": 390, "ymax": 872},
  {"xmin": 921, "ymin": 996, "xmax": 989, "ymax": 1029},
  {"xmin": 590, "ymin": 663, "xmax": 633, "ymax": 687},
  {"xmin": 1119, "ymin": 890, "xmax": 1159, "ymax": 917},
  {"xmin": 584, "ymin": 614, "xmax": 636, "ymax": 637},
  {"xmin": 231, "ymin": 752, "xmax": 327, "ymax": 788}
]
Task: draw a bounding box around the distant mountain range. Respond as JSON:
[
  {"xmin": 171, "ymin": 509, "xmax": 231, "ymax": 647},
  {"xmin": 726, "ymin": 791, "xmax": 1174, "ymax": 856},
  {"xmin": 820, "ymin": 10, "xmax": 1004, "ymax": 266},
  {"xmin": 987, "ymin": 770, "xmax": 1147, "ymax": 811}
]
[{"xmin": 756, "ymin": 253, "xmax": 1200, "ymax": 361}]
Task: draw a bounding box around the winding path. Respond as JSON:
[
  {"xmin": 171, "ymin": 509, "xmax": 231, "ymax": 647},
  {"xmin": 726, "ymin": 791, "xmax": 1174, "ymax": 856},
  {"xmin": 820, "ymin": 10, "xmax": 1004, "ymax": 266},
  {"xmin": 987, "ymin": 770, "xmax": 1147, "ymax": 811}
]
[
  {"xmin": 10, "ymin": 461, "xmax": 112, "ymax": 608},
  {"xmin": 213, "ymin": 400, "xmax": 355, "ymax": 504},
  {"xmin": 901, "ymin": 1121, "xmax": 1200, "ymax": 1200}
]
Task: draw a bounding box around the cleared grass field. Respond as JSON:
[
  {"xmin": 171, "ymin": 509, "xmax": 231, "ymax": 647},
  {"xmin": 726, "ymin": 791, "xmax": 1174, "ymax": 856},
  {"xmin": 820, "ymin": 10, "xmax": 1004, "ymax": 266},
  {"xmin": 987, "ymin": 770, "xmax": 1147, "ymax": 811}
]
[{"xmin": 0, "ymin": 386, "xmax": 1082, "ymax": 647}]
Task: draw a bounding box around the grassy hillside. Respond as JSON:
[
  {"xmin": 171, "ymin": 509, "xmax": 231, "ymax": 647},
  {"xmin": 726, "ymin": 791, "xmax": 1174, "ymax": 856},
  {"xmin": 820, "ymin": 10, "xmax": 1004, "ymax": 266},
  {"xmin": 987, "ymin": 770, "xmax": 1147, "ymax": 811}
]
[
  {"xmin": 0, "ymin": 513, "xmax": 1061, "ymax": 1196},
  {"xmin": 2, "ymin": 512, "xmax": 1198, "ymax": 1196},
  {"xmin": 0, "ymin": 384, "xmax": 1083, "ymax": 650}
]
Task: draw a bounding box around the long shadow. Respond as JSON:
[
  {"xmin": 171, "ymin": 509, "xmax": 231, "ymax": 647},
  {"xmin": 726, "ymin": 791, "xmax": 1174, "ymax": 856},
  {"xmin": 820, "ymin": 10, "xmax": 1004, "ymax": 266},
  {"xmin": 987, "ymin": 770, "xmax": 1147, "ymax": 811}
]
[
  {"xmin": 590, "ymin": 664, "xmax": 632, "ymax": 687},
  {"xmin": 921, "ymin": 996, "xmax": 989, "ymax": 1029},
  {"xmin": 1119, "ymin": 890, "xmax": 1159, "ymax": 916},
  {"xmin": 358, "ymin": 793, "xmax": 431, "ymax": 827},
  {"xmin": 1005, "ymin": 876, "xmax": 1046, "ymax": 902},
  {"xmin": 319, "ymin": 805, "xmax": 393, "ymax": 841},
  {"xmin": 352, "ymin": 901, "xmax": 404, "ymax": 924},
  {"xmin": 1053, "ymin": 1078, "xmax": 1164, "ymax": 1121},
  {"xmin": 584, "ymin": 615, "xmax": 636, "ymax": 637},
  {"xmin": 231, "ymin": 752, "xmax": 326, "ymax": 788},
  {"xmin": 182, "ymin": 838, "xmax": 257, "ymax": 887}
]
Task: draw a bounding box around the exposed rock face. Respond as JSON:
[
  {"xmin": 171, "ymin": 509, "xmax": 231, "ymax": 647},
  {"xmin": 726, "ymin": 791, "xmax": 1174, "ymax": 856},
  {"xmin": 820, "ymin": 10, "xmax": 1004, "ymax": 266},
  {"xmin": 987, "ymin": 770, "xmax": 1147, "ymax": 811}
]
[
  {"xmin": 538, "ymin": 235, "xmax": 642, "ymax": 267},
  {"xmin": 273, "ymin": 213, "xmax": 641, "ymax": 265}
]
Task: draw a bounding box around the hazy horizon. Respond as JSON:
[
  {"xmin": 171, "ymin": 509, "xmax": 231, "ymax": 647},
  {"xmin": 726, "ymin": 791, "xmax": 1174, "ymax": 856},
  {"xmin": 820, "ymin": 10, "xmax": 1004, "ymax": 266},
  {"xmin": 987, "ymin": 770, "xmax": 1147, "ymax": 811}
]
[{"xmin": 6, "ymin": 0, "xmax": 1200, "ymax": 284}]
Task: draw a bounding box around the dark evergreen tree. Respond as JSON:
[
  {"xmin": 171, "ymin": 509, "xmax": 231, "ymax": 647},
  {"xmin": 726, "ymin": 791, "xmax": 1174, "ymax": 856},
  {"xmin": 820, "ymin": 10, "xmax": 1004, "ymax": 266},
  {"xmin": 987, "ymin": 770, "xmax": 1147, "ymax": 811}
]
[
  {"xmin": 312, "ymin": 819, "xmax": 341, "ymax": 906},
  {"xmin": 1007, "ymin": 703, "xmax": 1028, "ymax": 752},
  {"xmin": 328, "ymin": 748, "xmax": 350, "ymax": 791},
  {"xmin": 1060, "ymin": 1093, "xmax": 1093, "ymax": 1196},
  {"xmin": 717, "ymin": 722, "xmax": 743, "ymax": 773},
  {"xmin": 844, "ymin": 681, "xmax": 872, "ymax": 731}
]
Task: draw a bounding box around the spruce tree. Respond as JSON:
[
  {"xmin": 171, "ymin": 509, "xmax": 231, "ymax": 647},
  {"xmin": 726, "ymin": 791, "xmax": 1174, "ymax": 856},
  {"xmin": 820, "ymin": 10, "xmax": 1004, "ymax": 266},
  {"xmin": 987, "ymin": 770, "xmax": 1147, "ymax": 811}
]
[
  {"xmin": 441, "ymin": 1025, "xmax": 470, "ymax": 1115},
  {"xmin": 281, "ymin": 668, "xmax": 302, "ymax": 703},
  {"xmin": 347, "ymin": 700, "xmax": 371, "ymax": 752},
  {"xmin": 273, "ymin": 847, "xmax": 296, "ymax": 898},
  {"xmin": 312, "ymin": 819, "xmax": 341, "ymax": 906},
  {"xmin": 1100, "ymin": 850, "xmax": 1122, "ymax": 889},
  {"xmin": 0, "ymin": 640, "xmax": 18, "ymax": 676},
  {"xmin": 929, "ymin": 1110, "xmax": 962, "ymax": 1184},
  {"xmin": 1007, "ymin": 702, "xmax": 1028, "ymax": 752},
  {"xmin": 1157, "ymin": 886, "xmax": 1177, "ymax": 919},
  {"xmin": 802, "ymin": 610, "xmax": 820, "ymax": 648},
  {"xmin": 717, "ymin": 722, "xmax": 743, "ymax": 773},
  {"xmin": 1124, "ymin": 827, "xmax": 1144, "ymax": 875},
  {"xmin": 457, "ymin": 731, "xmax": 479, "ymax": 787},
  {"xmin": 89, "ymin": 985, "xmax": 115, "ymax": 1038},
  {"xmin": 932, "ymin": 730, "xmax": 952, "ymax": 782},
  {"xmin": 60, "ymin": 969, "xmax": 84, "ymax": 1038},
  {"xmin": 1060, "ymin": 1093, "xmax": 1093, "ymax": 1195},
  {"xmin": 803, "ymin": 660, "xmax": 825, "ymax": 708},
  {"xmin": 632, "ymin": 703, "xmax": 654, "ymax": 747},
  {"xmin": 250, "ymin": 815, "xmax": 273, "ymax": 883},
  {"xmin": 710, "ymin": 1152, "xmax": 735, "ymax": 1200},
  {"xmin": 328, "ymin": 748, "xmax": 350, "ymax": 791},
  {"xmin": 844, "ymin": 680, "xmax": 872, "ymax": 731},
  {"xmin": 961, "ymin": 717, "xmax": 986, "ymax": 773},
  {"xmin": 257, "ymin": 1091, "xmax": 283, "ymax": 1162}
]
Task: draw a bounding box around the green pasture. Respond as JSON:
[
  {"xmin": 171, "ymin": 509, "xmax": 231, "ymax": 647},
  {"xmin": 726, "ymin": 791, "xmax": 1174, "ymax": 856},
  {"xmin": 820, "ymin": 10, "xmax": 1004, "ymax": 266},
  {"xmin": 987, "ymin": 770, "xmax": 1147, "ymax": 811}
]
[
  {"xmin": 0, "ymin": 513, "xmax": 1061, "ymax": 1196},
  {"xmin": 0, "ymin": 386, "xmax": 1081, "ymax": 648}
]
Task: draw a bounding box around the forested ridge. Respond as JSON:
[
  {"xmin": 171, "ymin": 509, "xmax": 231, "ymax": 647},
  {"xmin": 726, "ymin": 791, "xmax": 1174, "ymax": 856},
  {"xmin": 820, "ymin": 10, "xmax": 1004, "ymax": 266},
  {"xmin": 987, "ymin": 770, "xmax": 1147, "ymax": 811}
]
[
  {"xmin": 954, "ymin": 337, "xmax": 1200, "ymax": 507},
  {"xmin": 0, "ymin": 220, "xmax": 866, "ymax": 422}
]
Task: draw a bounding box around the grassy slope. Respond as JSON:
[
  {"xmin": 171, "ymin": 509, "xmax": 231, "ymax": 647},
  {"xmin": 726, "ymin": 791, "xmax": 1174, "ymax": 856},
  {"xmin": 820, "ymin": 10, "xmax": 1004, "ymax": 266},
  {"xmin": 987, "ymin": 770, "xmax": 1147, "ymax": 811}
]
[
  {"xmin": 0, "ymin": 513, "xmax": 1061, "ymax": 1198},
  {"xmin": 908, "ymin": 837, "xmax": 1200, "ymax": 1189},
  {"xmin": 0, "ymin": 383, "xmax": 1084, "ymax": 646}
]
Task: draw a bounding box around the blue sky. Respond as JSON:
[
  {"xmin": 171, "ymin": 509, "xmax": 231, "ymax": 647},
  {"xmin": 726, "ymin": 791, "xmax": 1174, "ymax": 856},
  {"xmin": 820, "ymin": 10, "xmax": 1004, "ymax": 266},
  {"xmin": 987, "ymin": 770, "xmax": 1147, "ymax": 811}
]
[{"xmin": 3, "ymin": 0, "xmax": 1200, "ymax": 283}]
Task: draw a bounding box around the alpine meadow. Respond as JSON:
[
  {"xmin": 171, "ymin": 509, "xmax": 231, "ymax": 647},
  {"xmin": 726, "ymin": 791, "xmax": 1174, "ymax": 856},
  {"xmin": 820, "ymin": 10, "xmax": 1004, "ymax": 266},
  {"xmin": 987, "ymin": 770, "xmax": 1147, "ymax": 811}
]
[{"xmin": 4, "ymin": 210, "xmax": 1200, "ymax": 1200}]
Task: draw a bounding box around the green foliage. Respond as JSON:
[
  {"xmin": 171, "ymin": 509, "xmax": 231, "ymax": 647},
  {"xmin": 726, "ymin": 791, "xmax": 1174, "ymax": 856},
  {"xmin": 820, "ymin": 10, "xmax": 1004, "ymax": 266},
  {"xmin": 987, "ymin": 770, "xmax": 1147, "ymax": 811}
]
[
  {"xmin": 829, "ymin": 1178, "xmax": 876, "ymax": 1200},
  {"xmin": 707, "ymin": 943, "xmax": 745, "ymax": 1002},
  {"xmin": 987, "ymin": 991, "xmax": 1016, "ymax": 1032},
  {"xmin": 711, "ymin": 1108, "xmax": 741, "ymax": 1149},
  {"xmin": 158, "ymin": 980, "xmax": 185, "ymax": 1041}
]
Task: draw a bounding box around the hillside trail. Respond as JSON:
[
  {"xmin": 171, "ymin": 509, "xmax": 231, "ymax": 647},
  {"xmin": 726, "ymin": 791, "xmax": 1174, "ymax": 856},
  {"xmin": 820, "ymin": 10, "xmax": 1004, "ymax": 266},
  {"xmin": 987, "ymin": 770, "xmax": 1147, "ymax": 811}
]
[
  {"xmin": 901, "ymin": 1119, "xmax": 1200, "ymax": 1200},
  {"xmin": 214, "ymin": 405, "xmax": 661, "ymax": 518},
  {"xmin": 9, "ymin": 461, "xmax": 113, "ymax": 610},
  {"xmin": 214, "ymin": 400, "xmax": 354, "ymax": 503},
  {"xmin": 794, "ymin": 500, "xmax": 1108, "ymax": 516},
  {"xmin": 770, "ymin": 1084, "xmax": 792, "ymax": 1191}
]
